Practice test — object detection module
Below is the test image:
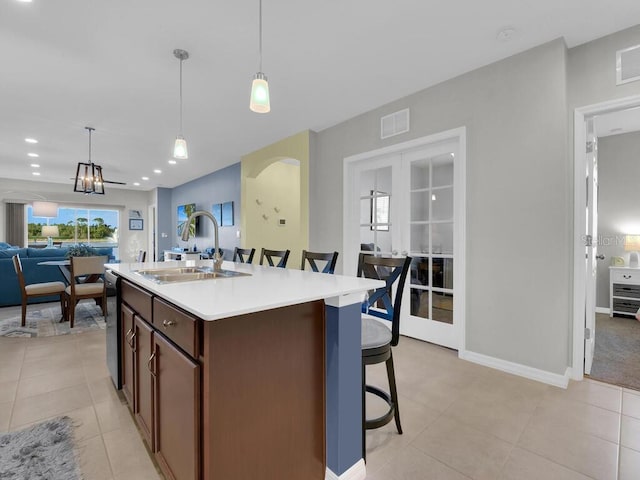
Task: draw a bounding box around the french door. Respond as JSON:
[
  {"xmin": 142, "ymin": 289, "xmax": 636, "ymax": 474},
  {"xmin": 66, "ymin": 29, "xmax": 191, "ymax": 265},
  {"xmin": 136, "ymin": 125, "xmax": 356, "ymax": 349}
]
[{"xmin": 344, "ymin": 131, "xmax": 465, "ymax": 350}]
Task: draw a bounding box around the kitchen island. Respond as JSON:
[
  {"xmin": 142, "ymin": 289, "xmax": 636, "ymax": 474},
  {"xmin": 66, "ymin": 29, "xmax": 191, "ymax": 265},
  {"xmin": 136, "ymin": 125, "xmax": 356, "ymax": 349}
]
[{"xmin": 107, "ymin": 259, "xmax": 382, "ymax": 480}]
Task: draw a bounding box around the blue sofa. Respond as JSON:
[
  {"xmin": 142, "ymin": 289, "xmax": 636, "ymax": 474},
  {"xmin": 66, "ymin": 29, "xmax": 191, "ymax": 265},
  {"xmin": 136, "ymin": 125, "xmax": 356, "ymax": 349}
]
[{"xmin": 0, "ymin": 247, "xmax": 114, "ymax": 307}]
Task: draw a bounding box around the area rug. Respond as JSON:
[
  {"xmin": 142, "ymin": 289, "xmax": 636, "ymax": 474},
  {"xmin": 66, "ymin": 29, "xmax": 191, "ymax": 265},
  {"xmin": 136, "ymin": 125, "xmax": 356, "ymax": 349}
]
[
  {"xmin": 0, "ymin": 416, "xmax": 81, "ymax": 480},
  {"xmin": 589, "ymin": 313, "xmax": 640, "ymax": 391},
  {"xmin": 0, "ymin": 298, "xmax": 114, "ymax": 338}
]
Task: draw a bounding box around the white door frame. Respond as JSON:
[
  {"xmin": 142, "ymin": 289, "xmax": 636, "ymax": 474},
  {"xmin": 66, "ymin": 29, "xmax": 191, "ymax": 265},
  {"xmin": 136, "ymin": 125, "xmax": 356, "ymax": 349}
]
[
  {"xmin": 343, "ymin": 127, "xmax": 467, "ymax": 353},
  {"xmin": 572, "ymin": 94, "xmax": 640, "ymax": 381}
]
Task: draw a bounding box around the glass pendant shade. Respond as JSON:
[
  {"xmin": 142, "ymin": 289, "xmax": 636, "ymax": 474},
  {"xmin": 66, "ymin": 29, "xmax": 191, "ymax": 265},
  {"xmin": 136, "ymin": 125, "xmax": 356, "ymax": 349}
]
[
  {"xmin": 250, "ymin": 73, "xmax": 270, "ymax": 113},
  {"xmin": 173, "ymin": 135, "xmax": 188, "ymax": 159}
]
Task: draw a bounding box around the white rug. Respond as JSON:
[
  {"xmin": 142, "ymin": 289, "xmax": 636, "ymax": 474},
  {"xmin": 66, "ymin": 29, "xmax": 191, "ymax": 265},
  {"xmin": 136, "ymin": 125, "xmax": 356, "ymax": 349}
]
[{"xmin": 0, "ymin": 301, "xmax": 110, "ymax": 338}]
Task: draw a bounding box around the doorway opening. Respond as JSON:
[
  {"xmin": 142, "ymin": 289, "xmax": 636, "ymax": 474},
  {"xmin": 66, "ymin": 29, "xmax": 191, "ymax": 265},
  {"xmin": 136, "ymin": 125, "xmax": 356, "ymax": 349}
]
[{"xmin": 573, "ymin": 95, "xmax": 640, "ymax": 390}]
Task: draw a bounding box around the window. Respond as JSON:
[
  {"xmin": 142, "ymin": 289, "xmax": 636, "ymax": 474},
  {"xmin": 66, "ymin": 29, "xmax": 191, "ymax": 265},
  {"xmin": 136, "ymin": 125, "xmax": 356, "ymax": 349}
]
[
  {"xmin": 27, "ymin": 206, "xmax": 119, "ymax": 250},
  {"xmin": 370, "ymin": 190, "xmax": 390, "ymax": 231}
]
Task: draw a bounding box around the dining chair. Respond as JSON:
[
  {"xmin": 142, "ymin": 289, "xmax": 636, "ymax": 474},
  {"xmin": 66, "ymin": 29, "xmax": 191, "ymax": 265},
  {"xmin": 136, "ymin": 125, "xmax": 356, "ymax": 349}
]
[
  {"xmin": 12, "ymin": 254, "xmax": 66, "ymax": 326},
  {"xmin": 136, "ymin": 250, "xmax": 146, "ymax": 262},
  {"xmin": 300, "ymin": 250, "xmax": 339, "ymax": 274},
  {"xmin": 232, "ymin": 247, "xmax": 255, "ymax": 264},
  {"xmin": 65, "ymin": 255, "xmax": 108, "ymax": 328},
  {"xmin": 259, "ymin": 248, "xmax": 290, "ymax": 268},
  {"xmin": 358, "ymin": 253, "xmax": 411, "ymax": 460}
]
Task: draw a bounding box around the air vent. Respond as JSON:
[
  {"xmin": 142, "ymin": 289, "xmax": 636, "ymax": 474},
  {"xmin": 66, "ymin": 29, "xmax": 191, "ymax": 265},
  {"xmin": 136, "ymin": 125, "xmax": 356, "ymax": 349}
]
[
  {"xmin": 616, "ymin": 44, "xmax": 640, "ymax": 85},
  {"xmin": 380, "ymin": 108, "xmax": 410, "ymax": 139}
]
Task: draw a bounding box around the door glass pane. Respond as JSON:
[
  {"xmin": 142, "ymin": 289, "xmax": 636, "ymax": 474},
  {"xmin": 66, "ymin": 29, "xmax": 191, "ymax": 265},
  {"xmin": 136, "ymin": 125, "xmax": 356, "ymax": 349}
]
[
  {"xmin": 359, "ymin": 169, "xmax": 376, "ymax": 195},
  {"xmin": 432, "ymin": 154, "xmax": 454, "ymax": 187},
  {"xmin": 360, "ymin": 197, "xmax": 371, "ymax": 225},
  {"xmin": 432, "ymin": 258, "xmax": 453, "ymax": 289},
  {"xmin": 431, "ymin": 186, "xmax": 453, "ymax": 221},
  {"xmin": 410, "ymin": 191, "xmax": 430, "ymax": 222},
  {"xmin": 432, "ymin": 222, "xmax": 453, "ymax": 254},
  {"xmin": 410, "ymin": 257, "xmax": 430, "ymax": 287},
  {"xmin": 432, "ymin": 292, "xmax": 453, "ymax": 324},
  {"xmin": 410, "ymin": 288, "xmax": 430, "ymax": 318},
  {"xmin": 410, "ymin": 158, "xmax": 430, "ymax": 190},
  {"xmin": 410, "ymin": 224, "xmax": 429, "ymax": 254}
]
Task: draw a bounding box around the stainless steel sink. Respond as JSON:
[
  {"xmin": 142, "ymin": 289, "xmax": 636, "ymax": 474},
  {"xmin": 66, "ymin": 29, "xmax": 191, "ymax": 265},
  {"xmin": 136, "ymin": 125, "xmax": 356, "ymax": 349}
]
[{"xmin": 133, "ymin": 266, "xmax": 251, "ymax": 284}]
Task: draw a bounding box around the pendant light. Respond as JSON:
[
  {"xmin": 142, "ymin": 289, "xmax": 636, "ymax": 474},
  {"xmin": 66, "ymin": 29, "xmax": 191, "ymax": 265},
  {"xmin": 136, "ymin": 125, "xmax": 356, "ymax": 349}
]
[
  {"xmin": 250, "ymin": 0, "xmax": 270, "ymax": 113},
  {"xmin": 74, "ymin": 127, "xmax": 105, "ymax": 195},
  {"xmin": 173, "ymin": 49, "xmax": 189, "ymax": 159}
]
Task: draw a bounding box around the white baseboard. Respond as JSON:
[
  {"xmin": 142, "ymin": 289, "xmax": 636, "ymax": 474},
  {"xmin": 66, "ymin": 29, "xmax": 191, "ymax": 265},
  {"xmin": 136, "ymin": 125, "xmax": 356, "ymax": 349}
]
[
  {"xmin": 459, "ymin": 350, "xmax": 570, "ymax": 388},
  {"xmin": 326, "ymin": 459, "xmax": 366, "ymax": 480},
  {"xmin": 595, "ymin": 307, "xmax": 610, "ymax": 315}
]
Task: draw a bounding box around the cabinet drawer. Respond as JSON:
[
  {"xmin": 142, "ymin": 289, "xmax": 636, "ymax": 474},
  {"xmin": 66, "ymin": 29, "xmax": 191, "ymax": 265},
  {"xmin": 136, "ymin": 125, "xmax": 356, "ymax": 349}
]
[
  {"xmin": 122, "ymin": 280, "xmax": 153, "ymax": 321},
  {"xmin": 613, "ymin": 298, "xmax": 640, "ymax": 314},
  {"xmin": 153, "ymin": 297, "xmax": 198, "ymax": 358},
  {"xmin": 613, "ymin": 283, "xmax": 640, "ymax": 299},
  {"xmin": 611, "ymin": 270, "xmax": 640, "ymax": 284}
]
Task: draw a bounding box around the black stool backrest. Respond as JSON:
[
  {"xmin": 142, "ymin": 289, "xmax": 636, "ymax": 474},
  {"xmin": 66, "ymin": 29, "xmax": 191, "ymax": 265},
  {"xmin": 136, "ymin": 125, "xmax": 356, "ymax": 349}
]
[
  {"xmin": 301, "ymin": 250, "xmax": 339, "ymax": 274},
  {"xmin": 233, "ymin": 247, "xmax": 255, "ymax": 264},
  {"xmin": 260, "ymin": 248, "xmax": 290, "ymax": 268},
  {"xmin": 357, "ymin": 253, "xmax": 412, "ymax": 347}
]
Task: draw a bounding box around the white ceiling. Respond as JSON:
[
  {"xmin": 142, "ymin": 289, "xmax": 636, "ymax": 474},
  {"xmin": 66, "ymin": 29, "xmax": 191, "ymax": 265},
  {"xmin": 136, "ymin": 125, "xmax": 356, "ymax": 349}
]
[{"xmin": 1, "ymin": 1, "xmax": 640, "ymax": 192}]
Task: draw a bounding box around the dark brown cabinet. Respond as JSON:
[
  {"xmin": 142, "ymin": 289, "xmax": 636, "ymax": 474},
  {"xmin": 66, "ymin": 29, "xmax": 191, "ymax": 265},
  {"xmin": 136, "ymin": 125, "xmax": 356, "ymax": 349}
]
[
  {"xmin": 153, "ymin": 333, "xmax": 200, "ymax": 480},
  {"xmin": 120, "ymin": 280, "xmax": 200, "ymax": 480},
  {"xmin": 135, "ymin": 316, "xmax": 155, "ymax": 450},
  {"xmin": 121, "ymin": 303, "xmax": 135, "ymax": 409}
]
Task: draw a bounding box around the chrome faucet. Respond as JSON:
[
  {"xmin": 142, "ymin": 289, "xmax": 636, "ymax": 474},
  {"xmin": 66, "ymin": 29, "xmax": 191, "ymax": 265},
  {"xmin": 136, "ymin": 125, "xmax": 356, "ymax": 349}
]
[{"xmin": 181, "ymin": 210, "xmax": 223, "ymax": 272}]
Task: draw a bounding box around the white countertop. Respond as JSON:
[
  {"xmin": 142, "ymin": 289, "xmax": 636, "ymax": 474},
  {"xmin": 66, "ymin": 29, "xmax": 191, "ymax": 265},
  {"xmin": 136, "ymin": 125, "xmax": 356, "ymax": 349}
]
[{"xmin": 106, "ymin": 260, "xmax": 384, "ymax": 321}]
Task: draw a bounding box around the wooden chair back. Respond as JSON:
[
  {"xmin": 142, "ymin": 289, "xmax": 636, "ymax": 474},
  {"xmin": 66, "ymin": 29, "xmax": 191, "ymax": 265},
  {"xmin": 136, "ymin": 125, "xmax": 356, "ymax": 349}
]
[
  {"xmin": 233, "ymin": 247, "xmax": 255, "ymax": 264},
  {"xmin": 70, "ymin": 255, "xmax": 108, "ymax": 282},
  {"xmin": 259, "ymin": 248, "xmax": 290, "ymax": 268},
  {"xmin": 300, "ymin": 250, "xmax": 339, "ymax": 274},
  {"xmin": 12, "ymin": 254, "xmax": 26, "ymax": 291}
]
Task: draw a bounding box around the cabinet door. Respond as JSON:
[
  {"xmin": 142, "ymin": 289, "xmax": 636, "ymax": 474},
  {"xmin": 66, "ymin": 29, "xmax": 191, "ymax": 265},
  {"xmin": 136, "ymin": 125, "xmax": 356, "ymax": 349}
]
[
  {"xmin": 154, "ymin": 333, "xmax": 200, "ymax": 480},
  {"xmin": 121, "ymin": 304, "xmax": 135, "ymax": 410},
  {"xmin": 134, "ymin": 317, "xmax": 155, "ymax": 450}
]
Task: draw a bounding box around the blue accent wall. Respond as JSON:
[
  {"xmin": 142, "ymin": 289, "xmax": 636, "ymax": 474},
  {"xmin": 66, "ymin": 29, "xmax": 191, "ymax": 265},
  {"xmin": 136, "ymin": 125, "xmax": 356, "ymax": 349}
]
[
  {"xmin": 157, "ymin": 187, "xmax": 173, "ymax": 259},
  {"xmin": 171, "ymin": 163, "xmax": 241, "ymax": 258}
]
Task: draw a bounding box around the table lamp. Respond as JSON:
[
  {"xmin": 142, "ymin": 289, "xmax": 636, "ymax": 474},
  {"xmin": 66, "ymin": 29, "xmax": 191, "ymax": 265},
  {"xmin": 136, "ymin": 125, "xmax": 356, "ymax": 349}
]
[
  {"xmin": 42, "ymin": 225, "xmax": 59, "ymax": 248},
  {"xmin": 624, "ymin": 234, "xmax": 640, "ymax": 268}
]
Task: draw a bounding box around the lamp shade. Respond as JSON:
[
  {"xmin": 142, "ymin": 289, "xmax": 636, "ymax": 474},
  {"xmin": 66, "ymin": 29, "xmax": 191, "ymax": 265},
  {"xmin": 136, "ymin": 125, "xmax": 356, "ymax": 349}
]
[
  {"xmin": 624, "ymin": 235, "xmax": 640, "ymax": 251},
  {"xmin": 32, "ymin": 201, "xmax": 59, "ymax": 218},
  {"xmin": 41, "ymin": 225, "xmax": 59, "ymax": 237},
  {"xmin": 250, "ymin": 73, "xmax": 270, "ymax": 113},
  {"xmin": 173, "ymin": 136, "xmax": 188, "ymax": 159}
]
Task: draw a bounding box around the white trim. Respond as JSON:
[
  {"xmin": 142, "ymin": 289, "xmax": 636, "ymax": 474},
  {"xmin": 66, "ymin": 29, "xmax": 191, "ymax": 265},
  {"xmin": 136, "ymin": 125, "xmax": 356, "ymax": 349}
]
[
  {"xmin": 572, "ymin": 94, "xmax": 640, "ymax": 382},
  {"xmin": 460, "ymin": 350, "xmax": 570, "ymax": 388},
  {"xmin": 326, "ymin": 459, "xmax": 366, "ymax": 480},
  {"xmin": 342, "ymin": 127, "xmax": 466, "ymax": 352},
  {"xmin": 595, "ymin": 307, "xmax": 610, "ymax": 315}
]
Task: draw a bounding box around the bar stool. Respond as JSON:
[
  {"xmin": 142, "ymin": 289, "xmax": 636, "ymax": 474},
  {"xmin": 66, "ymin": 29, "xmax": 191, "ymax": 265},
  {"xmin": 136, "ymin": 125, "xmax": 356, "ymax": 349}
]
[
  {"xmin": 233, "ymin": 247, "xmax": 255, "ymax": 264},
  {"xmin": 358, "ymin": 253, "xmax": 411, "ymax": 460},
  {"xmin": 300, "ymin": 250, "xmax": 339, "ymax": 274},
  {"xmin": 259, "ymin": 248, "xmax": 290, "ymax": 268}
]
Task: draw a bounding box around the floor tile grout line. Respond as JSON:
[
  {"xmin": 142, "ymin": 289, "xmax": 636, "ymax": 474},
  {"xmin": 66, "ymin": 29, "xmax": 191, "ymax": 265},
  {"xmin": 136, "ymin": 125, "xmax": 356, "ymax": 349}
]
[{"xmin": 6, "ymin": 342, "xmax": 26, "ymax": 430}]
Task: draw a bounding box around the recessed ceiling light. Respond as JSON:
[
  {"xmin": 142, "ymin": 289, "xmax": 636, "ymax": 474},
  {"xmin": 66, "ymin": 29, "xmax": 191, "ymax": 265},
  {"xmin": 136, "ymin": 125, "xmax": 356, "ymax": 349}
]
[
  {"xmin": 32, "ymin": 171, "xmax": 40, "ymax": 176},
  {"xmin": 153, "ymin": 169, "xmax": 162, "ymax": 174},
  {"xmin": 27, "ymin": 153, "xmax": 39, "ymax": 158},
  {"xmin": 25, "ymin": 138, "xmax": 38, "ymax": 144},
  {"xmin": 16, "ymin": 0, "xmax": 33, "ymax": 3},
  {"xmin": 30, "ymin": 164, "xmax": 40, "ymax": 168},
  {"xmin": 141, "ymin": 176, "xmax": 149, "ymax": 181},
  {"xmin": 168, "ymin": 160, "xmax": 177, "ymax": 165},
  {"xmin": 496, "ymin": 27, "xmax": 517, "ymax": 42},
  {"xmin": 133, "ymin": 182, "xmax": 140, "ymax": 186}
]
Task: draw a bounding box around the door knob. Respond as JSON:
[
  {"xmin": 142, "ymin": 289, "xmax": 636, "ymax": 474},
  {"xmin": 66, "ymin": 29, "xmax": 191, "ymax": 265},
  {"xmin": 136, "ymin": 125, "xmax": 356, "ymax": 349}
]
[
  {"xmin": 401, "ymin": 250, "xmax": 408, "ymax": 256},
  {"xmin": 392, "ymin": 250, "xmax": 398, "ymax": 255},
  {"xmin": 596, "ymin": 254, "xmax": 605, "ymax": 260}
]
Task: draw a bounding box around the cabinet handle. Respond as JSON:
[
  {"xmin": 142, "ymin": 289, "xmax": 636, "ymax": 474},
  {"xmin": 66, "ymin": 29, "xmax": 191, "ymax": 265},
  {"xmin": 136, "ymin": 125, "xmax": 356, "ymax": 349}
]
[
  {"xmin": 162, "ymin": 319, "xmax": 176, "ymax": 328},
  {"xmin": 147, "ymin": 350, "xmax": 157, "ymax": 378},
  {"xmin": 129, "ymin": 331, "xmax": 137, "ymax": 352},
  {"xmin": 624, "ymin": 274, "xmax": 632, "ymax": 279},
  {"xmin": 125, "ymin": 328, "xmax": 133, "ymax": 345}
]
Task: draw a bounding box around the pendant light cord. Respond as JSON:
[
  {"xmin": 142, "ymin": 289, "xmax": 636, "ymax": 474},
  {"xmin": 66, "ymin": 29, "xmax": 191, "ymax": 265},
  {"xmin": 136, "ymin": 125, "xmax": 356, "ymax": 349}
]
[
  {"xmin": 258, "ymin": 0, "xmax": 263, "ymax": 72},
  {"xmin": 179, "ymin": 58, "xmax": 183, "ymax": 134}
]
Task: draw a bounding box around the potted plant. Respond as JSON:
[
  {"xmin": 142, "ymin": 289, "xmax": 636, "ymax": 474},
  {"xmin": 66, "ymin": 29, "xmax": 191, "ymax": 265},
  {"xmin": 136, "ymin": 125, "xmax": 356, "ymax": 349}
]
[{"xmin": 65, "ymin": 244, "xmax": 98, "ymax": 258}]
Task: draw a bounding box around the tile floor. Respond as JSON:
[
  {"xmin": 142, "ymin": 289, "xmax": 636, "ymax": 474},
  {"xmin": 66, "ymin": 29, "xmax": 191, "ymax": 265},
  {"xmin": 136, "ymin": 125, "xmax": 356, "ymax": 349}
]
[{"xmin": 1, "ymin": 306, "xmax": 639, "ymax": 480}]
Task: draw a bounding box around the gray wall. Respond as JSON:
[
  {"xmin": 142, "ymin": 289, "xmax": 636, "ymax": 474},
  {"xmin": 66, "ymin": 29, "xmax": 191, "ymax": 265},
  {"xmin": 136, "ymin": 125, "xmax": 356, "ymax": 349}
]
[
  {"xmin": 596, "ymin": 131, "xmax": 640, "ymax": 308},
  {"xmin": 171, "ymin": 163, "xmax": 241, "ymax": 258},
  {"xmin": 156, "ymin": 187, "xmax": 173, "ymax": 259},
  {"xmin": 311, "ymin": 39, "xmax": 571, "ymax": 374}
]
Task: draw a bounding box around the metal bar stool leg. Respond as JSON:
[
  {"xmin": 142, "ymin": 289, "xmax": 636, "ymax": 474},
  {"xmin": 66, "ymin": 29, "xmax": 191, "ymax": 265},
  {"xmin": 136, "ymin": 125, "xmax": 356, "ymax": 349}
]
[
  {"xmin": 386, "ymin": 351, "xmax": 402, "ymax": 434},
  {"xmin": 362, "ymin": 361, "xmax": 366, "ymax": 462}
]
